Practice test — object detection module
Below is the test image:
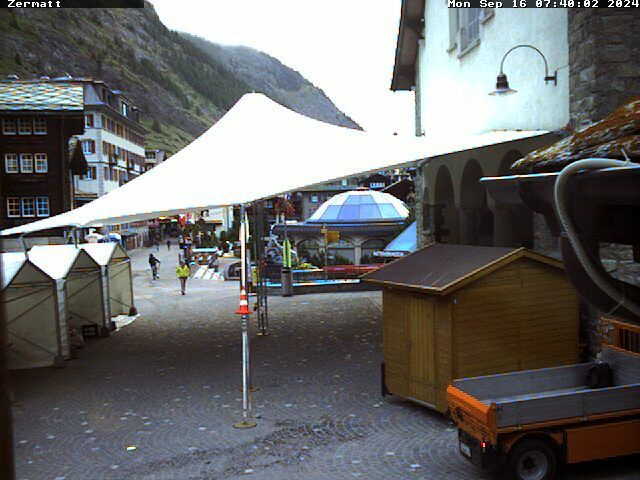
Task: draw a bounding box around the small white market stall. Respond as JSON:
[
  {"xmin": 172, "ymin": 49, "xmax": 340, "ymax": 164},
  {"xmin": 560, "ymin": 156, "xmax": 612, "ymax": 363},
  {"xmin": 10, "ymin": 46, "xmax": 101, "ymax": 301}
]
[
  {"xmin": 2, "ymin": 252, "xmax": 69, "ymax": 370},
  {"xmin": 80, "ymin": 243, "xmax": 134, "ymax": 318},
  {"xmin": 28, "ymin": 245, "xmax": 109, "ymax": 337}
]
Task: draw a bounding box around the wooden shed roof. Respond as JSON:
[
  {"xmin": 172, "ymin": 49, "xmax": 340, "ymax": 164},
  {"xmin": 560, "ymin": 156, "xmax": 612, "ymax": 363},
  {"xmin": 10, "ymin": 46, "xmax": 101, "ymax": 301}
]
[{"xmin": 362, "ymin": 243, "xmax": 563, "ymax": 296}]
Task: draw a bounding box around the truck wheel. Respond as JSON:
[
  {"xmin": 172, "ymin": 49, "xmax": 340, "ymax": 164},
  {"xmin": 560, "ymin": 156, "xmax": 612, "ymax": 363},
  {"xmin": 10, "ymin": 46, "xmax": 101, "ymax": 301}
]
[{"xmin": 506, "ymin": 439, "xmax": 557, "ymax": 480}]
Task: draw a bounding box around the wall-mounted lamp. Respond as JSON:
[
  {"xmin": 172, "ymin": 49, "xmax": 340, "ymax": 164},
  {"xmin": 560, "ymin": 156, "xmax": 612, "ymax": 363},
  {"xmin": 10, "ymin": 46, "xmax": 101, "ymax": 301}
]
[{"xmin": 489, "ymin": 44, "xmax": 558, "ymax": 96}]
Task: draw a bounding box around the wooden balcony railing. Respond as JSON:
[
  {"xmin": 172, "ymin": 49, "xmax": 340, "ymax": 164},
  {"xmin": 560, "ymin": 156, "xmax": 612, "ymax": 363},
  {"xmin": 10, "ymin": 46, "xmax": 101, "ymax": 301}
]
[{"xmin": 601, "ymin": 316, "xmax": 640, "ymax": 354}]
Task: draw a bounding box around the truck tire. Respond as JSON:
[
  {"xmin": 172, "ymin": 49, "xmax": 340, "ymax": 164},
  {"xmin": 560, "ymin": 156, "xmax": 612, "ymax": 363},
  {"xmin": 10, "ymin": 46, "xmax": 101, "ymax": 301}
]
[{"xmin": 506, "ymin": 439, "xmax": 557, "ymax": 480}]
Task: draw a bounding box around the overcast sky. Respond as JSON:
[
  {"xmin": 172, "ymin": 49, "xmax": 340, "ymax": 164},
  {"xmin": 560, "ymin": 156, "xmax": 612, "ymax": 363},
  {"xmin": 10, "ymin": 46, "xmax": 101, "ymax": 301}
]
[{"xmin": 149, "ymin": 0, "xmax": 415, "ymax": 135}]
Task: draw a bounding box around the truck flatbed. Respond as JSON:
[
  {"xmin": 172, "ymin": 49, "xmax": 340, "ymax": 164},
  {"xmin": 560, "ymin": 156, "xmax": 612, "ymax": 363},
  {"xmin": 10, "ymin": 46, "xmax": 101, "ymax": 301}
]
[{"xmin": 451, "ymin": 347, "xmax": 640, "ymax": 429}]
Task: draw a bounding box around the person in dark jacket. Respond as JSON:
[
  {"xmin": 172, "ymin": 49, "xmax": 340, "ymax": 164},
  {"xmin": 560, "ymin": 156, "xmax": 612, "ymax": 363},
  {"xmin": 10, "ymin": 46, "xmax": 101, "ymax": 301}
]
[{"xmin": 149, "ymin": 253, "xmax": 161, "ymax": 280}]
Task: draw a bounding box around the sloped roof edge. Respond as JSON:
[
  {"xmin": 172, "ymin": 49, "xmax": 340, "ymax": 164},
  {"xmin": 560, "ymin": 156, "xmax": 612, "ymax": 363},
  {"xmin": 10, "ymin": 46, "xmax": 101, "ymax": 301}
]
[
  {"xmin": 391, "ymin": 0, "xmax": 424, "ymax": 91},
  {"xmin": 363, "ymin": 244, "xmax": 563, "ymax": 296}
]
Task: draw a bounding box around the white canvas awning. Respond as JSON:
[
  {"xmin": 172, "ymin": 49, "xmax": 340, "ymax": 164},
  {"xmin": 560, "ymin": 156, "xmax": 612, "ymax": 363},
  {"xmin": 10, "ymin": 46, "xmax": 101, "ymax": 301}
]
[{"xmin": 1, "ymin": 93, "xmax": 548, "ymax": 236}]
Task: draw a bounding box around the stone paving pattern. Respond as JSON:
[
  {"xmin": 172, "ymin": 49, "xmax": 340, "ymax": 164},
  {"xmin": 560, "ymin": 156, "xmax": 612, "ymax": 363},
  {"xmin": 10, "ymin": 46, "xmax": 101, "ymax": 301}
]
[{"xmin": 10, "ymin": 245, "xmax": 640, "ymax": 479}]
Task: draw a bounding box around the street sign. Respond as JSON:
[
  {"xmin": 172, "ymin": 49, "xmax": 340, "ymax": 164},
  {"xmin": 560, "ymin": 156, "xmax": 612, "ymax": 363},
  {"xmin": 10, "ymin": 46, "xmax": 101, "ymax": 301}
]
[{"xmin": 325, "ymin": 230, "xmax": 340, "ymax": 243}]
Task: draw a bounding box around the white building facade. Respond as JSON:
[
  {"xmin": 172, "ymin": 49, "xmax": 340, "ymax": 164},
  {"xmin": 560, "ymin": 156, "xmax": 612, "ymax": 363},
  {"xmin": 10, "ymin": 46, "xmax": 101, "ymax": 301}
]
[
  {"xmin": 411, "ymin": 6, "xmax": 569, "ymax": 136},
  {"xmin": 392, "ymin": 2, "xmax": 569, "ymax": 248},
  {"xmin": 72, "ymin": 80, "xmax": 149, "ymax": 248},
  {"xmin": 75, "ymin": 80, "xmax": 146, "ymax": 205}
]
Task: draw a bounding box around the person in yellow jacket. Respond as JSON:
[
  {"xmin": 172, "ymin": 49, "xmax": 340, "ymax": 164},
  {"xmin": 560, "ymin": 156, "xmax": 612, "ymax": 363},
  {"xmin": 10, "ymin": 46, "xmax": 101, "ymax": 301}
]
[{"xmin": 176, "ymin": 262, "xmax": 190, "ymax": 295}]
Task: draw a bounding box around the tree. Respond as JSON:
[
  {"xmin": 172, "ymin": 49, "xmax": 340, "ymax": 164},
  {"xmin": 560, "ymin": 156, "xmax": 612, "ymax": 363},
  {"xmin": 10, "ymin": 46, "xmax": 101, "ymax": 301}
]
[{"xmin": 152, "ymin": 119, "xmax": 162, "ymax": 133}]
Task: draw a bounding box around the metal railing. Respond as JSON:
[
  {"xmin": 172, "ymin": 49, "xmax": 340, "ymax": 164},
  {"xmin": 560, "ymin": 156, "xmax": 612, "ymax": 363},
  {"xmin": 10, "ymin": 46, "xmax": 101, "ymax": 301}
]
[{"xmin": 601, "ymin": 316, "xmax": 640, "ymax": 354}]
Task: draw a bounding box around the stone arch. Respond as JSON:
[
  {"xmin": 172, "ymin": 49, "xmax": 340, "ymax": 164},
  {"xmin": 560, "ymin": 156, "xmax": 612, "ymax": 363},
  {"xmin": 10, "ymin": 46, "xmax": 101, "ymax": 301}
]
[
  {"xmin": 296, "ymin": 238, "xmax": 320, "ymax": 264},
  {"xmin": 360, "ymin": 237, "xmax": 388, "ymax": 264},
  {"xmin": 493, "ymin": 150, "xmax": 534, "ymax": 248},
  {"xmin": 433, "ymin": 165, "xmax": 458, "ymax": 243},
  {"xmin": 327, "ymin": 236, "xmax": 355, "ymax": 265},
  {"xmin": 497, "ymin": 149, "xmax": 524, "ymax": 176},
  {"xmin": 459, "ymin": 159, "xmax": 493, "ymax": 246}
]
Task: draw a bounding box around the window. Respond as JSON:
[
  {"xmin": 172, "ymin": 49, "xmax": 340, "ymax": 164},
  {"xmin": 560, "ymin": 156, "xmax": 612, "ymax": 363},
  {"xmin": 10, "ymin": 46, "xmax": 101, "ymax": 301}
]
[
  {"xmin": 35, "ymin": 153, "xmax": 48, "ymax": 173},
  {"xmin": 85, "ymin": 114, "xmax": 94, "ymax": 128},
  {"xmin": 459, "ymin": 8, "xmax": 481, "ymax": 52},
  {"xmin": 36, "ymin": 197, "xmax": 50, "ymax": 217},
  {"xmin": 122, "ymin": 102, "xmax": 128, "ymax": 116},
  {"xmin": 5, "ymin": 154, "xmax": 18, "ymax": 173},
  {"xmin": 21, "ymin": 197, "xmax": 35, "ymax": 217},
  {"xmin": 104, "ymin": 166, "xmax": 110, "ymax": 181},
  {"xmin": 33, "ymin": 118, "xmax": 46, "ymax": 135},
  {"xmin": 449, "ymin": 8, "xmax": 484, "ymax": 56},
  {"xmin": 82, "ymin": 140, "xmax": 95, "ymax": 154},
  {"xmin": 311, "ymin": 195, "xmax": 318, "ymax": 203},
  {"xmin": 18, "ymin": 118, "xmax": 32, "ymax": 135},
  {"xmin": 2, "ymin": 118, "xmax": 16, "ymax": 135},
  {"xmin": 84, "ymin": 166, "xmax": 97, "ymax": 180},
  {"xmin": 20, "ymin": 153, "xmax": 33, "ymax": 173},
  {"xmin": 6, "ymin": 198, "xmax": 20, "ymax": 217}
]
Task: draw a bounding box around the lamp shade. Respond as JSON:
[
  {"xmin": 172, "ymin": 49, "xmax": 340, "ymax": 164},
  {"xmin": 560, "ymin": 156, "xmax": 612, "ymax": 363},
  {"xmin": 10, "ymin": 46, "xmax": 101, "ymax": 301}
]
[{"xmin": 489, "ymin": 73, "xmax": 517, "ymax": 96}]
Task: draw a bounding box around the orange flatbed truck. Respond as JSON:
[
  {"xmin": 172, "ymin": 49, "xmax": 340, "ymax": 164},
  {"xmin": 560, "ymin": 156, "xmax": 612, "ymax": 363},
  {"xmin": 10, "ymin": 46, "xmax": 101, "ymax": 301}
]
[{"xmin": 448, "ymin": 318, "xmax": 640, "ymax": 480}]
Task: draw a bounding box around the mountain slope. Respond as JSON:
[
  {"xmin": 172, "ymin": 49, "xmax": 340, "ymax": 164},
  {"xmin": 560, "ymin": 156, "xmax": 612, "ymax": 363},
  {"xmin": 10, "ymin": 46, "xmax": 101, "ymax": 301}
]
[
  {"xmin": 0, "ymin": 3, "xmax": 359, "ymax": 154},
  {"xmin": 181, "ymin": 33, "xmax": 360, "ymax": 131}
]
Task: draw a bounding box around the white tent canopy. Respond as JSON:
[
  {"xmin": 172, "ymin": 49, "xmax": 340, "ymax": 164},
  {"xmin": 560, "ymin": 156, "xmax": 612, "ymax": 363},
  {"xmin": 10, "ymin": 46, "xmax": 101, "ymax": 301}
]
[
  {"xmin": 2, "ymin": 252, "xmax": 68, "ymax": 369},
  {"xmin": 29, "ymin": 245, "xmax": 109, "ymax": 336},
  {"xmin": 80, "ymin": 243, "xmax": 133, "ymax": 317},
  {"xmin": 1, "ymin": 93, "xmax": 548, "ymax": 236}
]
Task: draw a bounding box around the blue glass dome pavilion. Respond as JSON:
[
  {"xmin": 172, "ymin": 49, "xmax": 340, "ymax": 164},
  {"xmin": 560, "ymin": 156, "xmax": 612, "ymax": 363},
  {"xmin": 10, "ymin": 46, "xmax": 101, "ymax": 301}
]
[
  {"xmin": 273, "ymin": 189, "xmax": 410, "ymax": 265},
  {"xmin": 306, "ymin": 189, "xmax": 409, "ymax": 224}
]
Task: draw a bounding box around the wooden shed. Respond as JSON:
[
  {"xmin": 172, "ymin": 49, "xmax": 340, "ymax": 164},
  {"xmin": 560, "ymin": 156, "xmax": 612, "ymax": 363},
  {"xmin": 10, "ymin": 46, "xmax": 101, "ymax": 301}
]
[{"xmin": 362, "ymin": 243, "xmax": 579, "ymax": 413}]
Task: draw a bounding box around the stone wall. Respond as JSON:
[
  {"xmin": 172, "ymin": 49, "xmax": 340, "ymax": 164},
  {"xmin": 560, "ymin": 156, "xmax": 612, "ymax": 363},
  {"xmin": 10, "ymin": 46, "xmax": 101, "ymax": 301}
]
[{"xmin": 569, "ymin": 9, "xmax": 640, "ymax": 129}]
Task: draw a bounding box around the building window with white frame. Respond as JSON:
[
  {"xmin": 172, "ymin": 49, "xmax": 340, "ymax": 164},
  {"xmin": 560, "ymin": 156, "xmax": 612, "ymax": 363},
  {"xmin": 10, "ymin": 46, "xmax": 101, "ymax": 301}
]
[
  {"xmin": 449, "ymin": 8, "xmax": 484, "ymax": 56},
  {"xmin": 20, "ymin": 153, "xmax": 33, "ymax": 173},
  {"xmin": 5, "ymin": 153, "xmax": 18, "ymax": 173},
  {"xmin": 33, "ymin": 118, "xmax": 47, "ymax": 135},
  {"xmin": 83, "ymin": 166, "xmax": 97, "ymax": 180},
  {"xmin": 82, "ymin": 140, "xmax": 95, "ymax": 155},
  {"xmin": 18, "ymin": 118, "xmax": 32, "ymax": 135},
  {"xmin": 6, "ymin": 197, "xmax": 20, "ymax": 217},
  {"xmin": 35, "ymin": 153, "xmax": 48, "ymax": 173},
  {"xmin": 2, "ymin": 118, "xmax": 16, "ymax": 135},
  {"xmin": 85, "ymin": 114, "xmax": 94, "ymax": 128},
  {"xmin": 36, "ymin": 197, "xmax": 50, "ymax": 217},
  {"xmin": 21, "ymin": 197, "xmax": 35, "ymax": 217}
]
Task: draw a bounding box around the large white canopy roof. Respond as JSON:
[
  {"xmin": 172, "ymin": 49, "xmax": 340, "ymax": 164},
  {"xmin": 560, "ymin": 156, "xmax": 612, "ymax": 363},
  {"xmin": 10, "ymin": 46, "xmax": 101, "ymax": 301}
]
[{"xmin": 1, "ymin": 93, "xmax": 547, "ymax": 236}]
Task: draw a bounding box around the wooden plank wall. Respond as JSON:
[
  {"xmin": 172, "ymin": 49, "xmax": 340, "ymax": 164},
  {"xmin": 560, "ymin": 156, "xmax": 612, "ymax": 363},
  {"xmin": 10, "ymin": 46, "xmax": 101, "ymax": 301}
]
[
  {"xmin": 452, "ymin": 258, "xmax": 578, "ymax": 380},
  {"xmin": 383, "ymin": 289, "xmax": 410, "ymax": 398},
  {"xmin": 434, "ymin": 300, "xmax": 452, "ymax": 412}
]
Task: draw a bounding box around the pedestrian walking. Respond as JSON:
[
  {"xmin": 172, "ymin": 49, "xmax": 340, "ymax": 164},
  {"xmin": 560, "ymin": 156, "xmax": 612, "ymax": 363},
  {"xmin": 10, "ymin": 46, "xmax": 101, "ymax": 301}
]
[
  {"xmin": 149, "ymin": 253, "xmax": 161, "ymax": 280},
  {"xmin": 155, "ymin": 237, "xmax": 160, "ymax": 252},
  {"xmin": 166, "ymin": 239, "xmax": 171, "ymax": 251},
  {"xmin": 176, "ymin": 262, "xmax": 190, "ymax": 295}
]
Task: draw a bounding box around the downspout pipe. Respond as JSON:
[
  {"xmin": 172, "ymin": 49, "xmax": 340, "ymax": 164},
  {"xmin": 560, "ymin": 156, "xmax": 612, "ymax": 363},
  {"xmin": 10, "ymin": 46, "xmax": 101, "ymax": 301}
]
[{"xmin": 554, "ymin": 158, "xmax": 640, "ymax": 321}]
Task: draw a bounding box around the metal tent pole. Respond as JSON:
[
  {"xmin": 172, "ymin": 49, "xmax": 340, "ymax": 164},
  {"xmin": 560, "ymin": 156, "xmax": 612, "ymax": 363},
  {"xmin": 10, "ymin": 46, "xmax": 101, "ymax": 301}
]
[{"xmin": 233, "ymin": 204, "xmax": 256, "ymax": 429}]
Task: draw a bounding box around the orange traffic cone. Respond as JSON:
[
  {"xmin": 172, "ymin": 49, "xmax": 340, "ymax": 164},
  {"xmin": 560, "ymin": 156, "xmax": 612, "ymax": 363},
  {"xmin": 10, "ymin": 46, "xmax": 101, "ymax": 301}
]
[{"xmin": 235, "ymin": 288, "xmax": 252, "ymax": 315}]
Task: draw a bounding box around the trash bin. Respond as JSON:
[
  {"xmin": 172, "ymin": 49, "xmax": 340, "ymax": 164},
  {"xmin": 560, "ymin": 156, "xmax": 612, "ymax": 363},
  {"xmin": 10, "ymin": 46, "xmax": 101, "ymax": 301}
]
[{"xmin": 281, "ymin": 267, "xmax": 293, "ymax": 297}]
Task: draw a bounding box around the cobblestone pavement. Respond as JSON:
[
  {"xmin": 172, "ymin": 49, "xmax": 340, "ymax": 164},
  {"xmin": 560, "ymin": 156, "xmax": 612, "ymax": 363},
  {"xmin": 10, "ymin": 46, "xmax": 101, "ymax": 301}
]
[{"xmin": 10, "ymin": 245, "xmax": 640, "ymax": 479}]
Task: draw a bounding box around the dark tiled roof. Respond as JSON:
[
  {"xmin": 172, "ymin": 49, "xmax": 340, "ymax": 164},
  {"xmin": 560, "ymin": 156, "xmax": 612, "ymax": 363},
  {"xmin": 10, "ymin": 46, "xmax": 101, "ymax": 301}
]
[
  {"xmin": 362, "ymin": 243, "xmax": 562, "ymax": 294},
  {"xmin": 0, "ymin": 81, "xmax": 84, "ymax": 111},
  {"xmin": 512, "ymin": 97, "xmax": 640, "ymax": 173}
]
